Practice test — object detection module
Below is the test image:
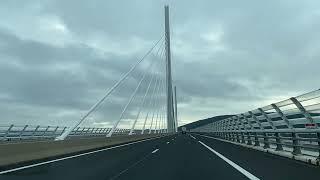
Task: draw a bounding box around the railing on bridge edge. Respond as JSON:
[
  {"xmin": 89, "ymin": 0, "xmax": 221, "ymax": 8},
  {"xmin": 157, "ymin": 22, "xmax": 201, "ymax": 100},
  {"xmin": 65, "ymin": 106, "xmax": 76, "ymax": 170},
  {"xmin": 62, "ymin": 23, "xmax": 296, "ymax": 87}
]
[
  {"xmin": 191, "ymin": 89, "xmax": 320, "ymax": 159},
  {"xmin": 0, "ymin": 124, "xmax": 165, "ymax": 141}
]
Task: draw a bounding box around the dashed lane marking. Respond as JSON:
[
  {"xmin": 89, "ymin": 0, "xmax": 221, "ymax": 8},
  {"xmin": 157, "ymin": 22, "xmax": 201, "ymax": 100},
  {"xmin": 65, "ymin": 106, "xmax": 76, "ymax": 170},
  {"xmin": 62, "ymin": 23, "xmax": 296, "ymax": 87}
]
[{"xmin": 151, "ymin": 149, "xmax": 159, "ymax": 154}]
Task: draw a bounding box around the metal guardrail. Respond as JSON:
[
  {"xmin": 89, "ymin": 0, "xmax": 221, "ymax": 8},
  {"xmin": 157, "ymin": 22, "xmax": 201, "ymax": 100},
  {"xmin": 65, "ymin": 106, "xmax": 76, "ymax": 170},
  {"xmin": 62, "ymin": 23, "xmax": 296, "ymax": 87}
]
[
  {"xmin": 191, "ymin": 89, "xmax": 320, "ymax": 158},
  {"xmin": 0, "ymin": 124, "xmax": 146, "ymax": 141}
]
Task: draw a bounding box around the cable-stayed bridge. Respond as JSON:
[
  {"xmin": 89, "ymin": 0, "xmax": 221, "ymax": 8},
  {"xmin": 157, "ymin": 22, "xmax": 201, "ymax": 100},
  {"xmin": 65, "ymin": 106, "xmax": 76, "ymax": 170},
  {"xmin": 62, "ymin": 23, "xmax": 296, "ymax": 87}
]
[{"xmin": 1, "ymin": 5, "xmax": 320, "ymax": 180}]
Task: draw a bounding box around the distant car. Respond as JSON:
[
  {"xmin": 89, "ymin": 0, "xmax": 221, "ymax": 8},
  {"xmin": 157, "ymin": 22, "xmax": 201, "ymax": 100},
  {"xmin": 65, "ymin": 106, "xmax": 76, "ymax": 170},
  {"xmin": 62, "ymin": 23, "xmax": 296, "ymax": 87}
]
[{"xmin": 181, "ymin": 127, "xmax": 187, "ymax": 134}]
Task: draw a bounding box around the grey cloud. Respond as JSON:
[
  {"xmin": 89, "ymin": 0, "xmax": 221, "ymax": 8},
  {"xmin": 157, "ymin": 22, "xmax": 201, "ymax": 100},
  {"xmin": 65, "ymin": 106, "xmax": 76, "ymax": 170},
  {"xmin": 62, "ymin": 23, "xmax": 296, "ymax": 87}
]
[
  {"xmin": 1, "ymin": 0, "xmax": 320, "ymax": 127},
  {"xmin": 0, "ymin": 26, "xmax": 165, "ymax": 127}
]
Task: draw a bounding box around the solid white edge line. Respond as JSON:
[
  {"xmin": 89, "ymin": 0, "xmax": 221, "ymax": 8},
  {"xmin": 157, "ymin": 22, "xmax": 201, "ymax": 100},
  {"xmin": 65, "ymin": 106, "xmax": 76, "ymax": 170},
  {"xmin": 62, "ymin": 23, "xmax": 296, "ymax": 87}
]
[
  {"xmin": 0, "ymin": 135, "xmax": 167, "ymax": 175},
  {"xmin": 151, "ymin": 149, "xmax": 159, "ymax": 154},
  {"xmin": 198, "ymin": 141, "xmax": 260, "ymax": 180},
  {"xmin": 189, "ymin": 134, "xmax": 196, "ymax": 140}
]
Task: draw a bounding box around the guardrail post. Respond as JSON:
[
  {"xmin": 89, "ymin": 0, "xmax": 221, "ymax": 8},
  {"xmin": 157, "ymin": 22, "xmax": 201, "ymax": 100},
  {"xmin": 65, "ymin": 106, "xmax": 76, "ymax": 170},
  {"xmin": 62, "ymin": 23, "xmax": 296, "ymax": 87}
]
[
  {"xmin": 42, "ymin": 126, "xmax": 50, "ymax": 138},
  {"xmin": 236, "ymin": 116, "xmax": 246, "ymax": 144},
  {"xmin": 275, "ymin": 132, "xmax": 283, "ymax": 151},
  {"xmin": 229, "ymin": 118, "xmax": 236, "ymax": 141},
  {"xmin": 32, "ymin": 125, "xmax": 40, "ymax": 138},
  {"xmin": 237, "ymin": 132, "xmax": 241, "ymax": 143},
  {"xmin": 61, "ymin": 127, "xmax": 67, "ymax": 135},
  {"xmin": 241, "ymin": 132, "xmax": 245, "ymax": 143},
  {"xmin": 72, "ymin": 127, "xmax": 79, "ymax": 136},
  {"xmin": 225, "ymin": 119, "xmax": 231, "ymax": 141},
  {"xmin": 292, "ymin": 132, "xmax": 301, "ymax": 155},
  {"xmin": 229, "ymin": 132, "xmax": 233, "ymax": 141},
  {"xmin": 254, "ymin": 132, "xmax": 260, "ymax": 146},
  {"xmin": 271, "ymin": 104, "xmax": 294, "ymax": 151},
  {"xmin": 101, "ymin": 128, "xmax": 105, "ymax": 134},
  {"xmin": 86, "ymin": 128, "xmax": 92, "ymax": 135},
  {"xmin": 4, "ymin": 124, "xmax": 14, "ymax": 140},
  {"xmin": 94, "ymin": 128, "xmax": 98, "ymax": 135},
  {"xmin": 52, "ymin": 126, "xmax": 59, "ymax": 137},
  {"xmin": 271, "ymin": 104, "xmax": 293, "ymax": 129},
  {"xmin": 291, "ymin": 97, "xmax": 318, "ymax": 155},
  {"xmin": 98, "ymin": 128, "xmax": 103, "ymax": 135},
  {"xmin": 87, "ymin": 128, "xmax": 92, "ymax": 135},
  {"xmin": 95, "ymin": 128, "xmax": 99, "ymax": 135},
  {"xmin": 79, "ymin": 127, "xmax": 86, "ymax": 136},
  {"xmin": 232, "ymin": 116, "xmax": 241, "ymax": 143},
  {"xmin": 100, "ymin": 128, "xmax": 105, "ymax": 135},
  {"xmin": 234, "ymin": 132, "xmax": 238, "ymax": 142},
  {"xmin": 317, "ymin": 133, "xmax": 320, "ymax": 159},
  {"xmin": 258, "ymin": 108, "xmax": 276, "ymax": 130},
  {"xmin": 90, "ymin": 128, "xmax": 95, "ymax": 136},
  {"xmin": 230, "ymin": 132, "xmax": 234, "ymax": 141},
  {"xmin": 263, "ymin": 132, "xmax": 270, "ymax": 148},
  {"xmin": 105, "ymin": 128, "xmax": 110, "ymax": 135},
  {"xmin": 19, "ymin": 125, "xmax": 28, "ymax": 139},
  {"xmin": 249, "ymin": 111, "xmax": 264, "ymax": 147},
  {"xmin": 290, "ymin": 97, "xmax": 316, "ymax": 126},
  {"xmin": 242, "ymin": 114, "xmax": 253, "ymax": 145},
  {"xmin": 247, "ymin": 132, "xmax": 252, "ymax": 145}
]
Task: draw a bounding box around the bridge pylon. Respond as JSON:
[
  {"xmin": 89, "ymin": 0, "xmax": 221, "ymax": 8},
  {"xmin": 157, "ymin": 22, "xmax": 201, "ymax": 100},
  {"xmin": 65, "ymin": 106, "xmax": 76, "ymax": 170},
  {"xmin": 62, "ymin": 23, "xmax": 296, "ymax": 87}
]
[{"xmin": 164, "ymin": 5, "xmax": 176, "ymax": 133}]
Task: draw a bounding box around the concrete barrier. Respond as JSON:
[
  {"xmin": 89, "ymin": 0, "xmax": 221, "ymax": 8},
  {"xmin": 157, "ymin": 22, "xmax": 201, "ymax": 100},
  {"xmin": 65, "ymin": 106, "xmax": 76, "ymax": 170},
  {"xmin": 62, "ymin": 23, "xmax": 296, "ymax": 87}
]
[{"xmin": 0, "ymin": 134, "xmax": 163, "ymax": 167}]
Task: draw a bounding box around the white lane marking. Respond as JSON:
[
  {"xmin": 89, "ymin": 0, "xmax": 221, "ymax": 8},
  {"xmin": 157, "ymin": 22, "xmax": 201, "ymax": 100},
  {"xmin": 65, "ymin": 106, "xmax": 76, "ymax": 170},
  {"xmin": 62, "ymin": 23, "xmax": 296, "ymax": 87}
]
[
  {"xmin": 171, "ymin": 139, "xmax": 174, "ymax": 141},
  {"xmin": 110, "ymin": 150, "xmax": 153, "ymax": 180},
  {"xmin": 0, "ymin": 136, "xmax": 167, "ymax": 175},
  {"xmin": 166, "ymin": 142, "xmax": 170, "ymax": 144},
  {"xmin": 151, "ymin": 149, "xmax": 159, "ymax": 154},
  {"xmin": 189, "ymin": 134, "xmax": 196, "ymax": 140},
  {"xmin": 198, "ymin": 141, "xmax": 260, "ymax": 180}
]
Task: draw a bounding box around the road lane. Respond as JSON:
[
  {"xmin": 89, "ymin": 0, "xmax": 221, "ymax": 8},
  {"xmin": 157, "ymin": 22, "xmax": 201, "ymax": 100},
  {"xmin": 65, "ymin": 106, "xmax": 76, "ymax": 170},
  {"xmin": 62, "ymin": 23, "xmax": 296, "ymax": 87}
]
[
  {"xmin": 0, "ymin": 135, "xmax": 175, "ymax": 180},
  {"xmin": 193, "ymin": 133, "xmax": 320, "ymax": 180},
  {"xmin": 114, "ymin": 134, "xmax": 249, "ymax": 180},
  {"xmin": 2, "ymin": 133, "xmax": 319, "ymax": 180}
]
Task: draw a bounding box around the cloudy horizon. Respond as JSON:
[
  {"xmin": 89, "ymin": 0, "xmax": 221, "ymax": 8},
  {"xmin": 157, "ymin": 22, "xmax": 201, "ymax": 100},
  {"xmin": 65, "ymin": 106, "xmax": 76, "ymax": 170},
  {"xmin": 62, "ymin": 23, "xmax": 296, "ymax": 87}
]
[{"xmin": 0, "ymin": 0, "xmax": 319, "ymax": 129}]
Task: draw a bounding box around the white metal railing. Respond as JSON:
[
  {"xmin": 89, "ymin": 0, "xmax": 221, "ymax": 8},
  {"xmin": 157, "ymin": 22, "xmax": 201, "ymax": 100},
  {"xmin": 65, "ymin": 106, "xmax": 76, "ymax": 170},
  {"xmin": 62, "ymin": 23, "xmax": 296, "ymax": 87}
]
[
  {"xmin": 191, "ymin": 89, "xmax": 320, "ymax": 158},
  {"xmin": 0, "ymin": 124, "xmax": 137, "ymax": 141}
]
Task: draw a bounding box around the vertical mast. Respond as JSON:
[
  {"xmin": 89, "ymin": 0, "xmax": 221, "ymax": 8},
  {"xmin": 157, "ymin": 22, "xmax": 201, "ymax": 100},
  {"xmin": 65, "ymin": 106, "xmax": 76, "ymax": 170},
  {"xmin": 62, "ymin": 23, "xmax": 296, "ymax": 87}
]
[{"xmin": 165, "ymin": 5, "xmax": 174, "ymax": 133}]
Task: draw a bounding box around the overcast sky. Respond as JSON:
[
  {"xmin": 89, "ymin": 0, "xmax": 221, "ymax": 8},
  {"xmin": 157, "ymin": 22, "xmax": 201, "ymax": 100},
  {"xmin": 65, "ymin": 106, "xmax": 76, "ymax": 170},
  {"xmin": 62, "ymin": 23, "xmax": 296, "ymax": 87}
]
[{"xmin": 0, "ymin": 0, "xmax": 320, "ymax": 129}]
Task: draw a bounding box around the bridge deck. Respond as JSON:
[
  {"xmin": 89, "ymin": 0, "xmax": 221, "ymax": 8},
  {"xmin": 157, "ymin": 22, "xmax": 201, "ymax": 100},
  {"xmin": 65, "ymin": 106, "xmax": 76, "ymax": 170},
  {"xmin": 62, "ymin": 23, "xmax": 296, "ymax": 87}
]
[{"xmin": 1, "ymin": 134, "xmax": 320, "ymax": 180}]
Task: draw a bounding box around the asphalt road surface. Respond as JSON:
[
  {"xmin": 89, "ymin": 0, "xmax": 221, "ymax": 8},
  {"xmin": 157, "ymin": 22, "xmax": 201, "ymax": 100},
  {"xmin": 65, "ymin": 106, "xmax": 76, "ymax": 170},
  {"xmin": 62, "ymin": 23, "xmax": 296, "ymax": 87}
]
[{"xmin": 1, "ymin": 133, "xmax": 320, "ymax": 180}]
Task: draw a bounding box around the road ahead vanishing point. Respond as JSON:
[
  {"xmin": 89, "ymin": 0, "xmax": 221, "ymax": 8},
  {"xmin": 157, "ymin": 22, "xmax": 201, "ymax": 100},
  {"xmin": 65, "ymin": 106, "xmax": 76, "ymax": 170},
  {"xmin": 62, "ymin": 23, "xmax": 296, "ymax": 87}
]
[{"xmin": 1, "ymin": 133, "xmax": 320, "ymax": 180}]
